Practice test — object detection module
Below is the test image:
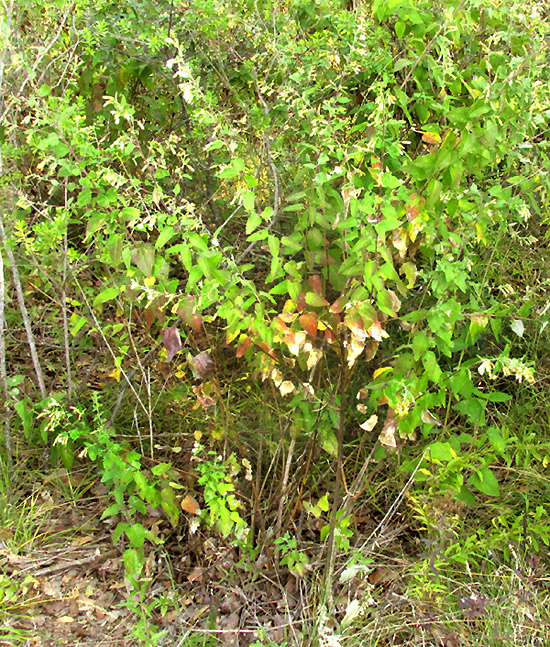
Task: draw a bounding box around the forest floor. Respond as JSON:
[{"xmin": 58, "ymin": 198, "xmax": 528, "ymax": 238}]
[{"xmin": 2, "ymin": 458, "xmax": 549, "ymax": 647}]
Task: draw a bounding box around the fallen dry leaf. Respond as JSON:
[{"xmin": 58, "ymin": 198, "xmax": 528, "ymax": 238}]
[{"xmin": 181, "ymin": 494, "xmax": 201, "ymax": 516}]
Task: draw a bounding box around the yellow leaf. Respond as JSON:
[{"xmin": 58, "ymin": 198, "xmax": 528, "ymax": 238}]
[
  {"xmin": 373, "ymin": 366, "xmax": 392, "ymax": 379},
  {"xmin": 108, "ymin": 368, "xmax": 121, "ymax": 382}
]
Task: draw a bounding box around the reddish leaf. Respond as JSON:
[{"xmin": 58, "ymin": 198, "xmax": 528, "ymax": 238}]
[
  {"xmin": 162, "ymin": 326, "xmax": 182, "ymax": 362},
  {"xmin": 177, "ymin": 298, "xmax": 195, "ymax": 325},
  {"xmin": 367, "ymin": 320, "xmax": 389, "ymax": 342},
  {"xmin": 330, "ymin": 296, "xmax": 346, "ymax": 314},
  {"xmin": 299, "ymin": 313, "xmax": 318, "ymax": 338},
  {"xmin": 258, "ymin": 341, "xmax": 277, "ymax": 359},
  {"xmin": 422, "ymin": 131, "xmax": 440, "ymax": 144},
  {"xmin": 190, "ymin": 315, "xmax": 202, "ymax": 332},
  {"xmin": 236, "ymin": 336, "xmax": 252, "ymax": 357},
  {"xmin": 365, "ymin": 339, "xmax": 379, "ymax": 360},
  {"xmin": 309, "ymin": 274, "xmax": 323, "ymax": 294},
  {"xmin": 144, "ymin": 307, "xmax": 155, "ymax": 329},
  {"xmin": 177, "ymin": 298, "xmax": 202, "ymax": 332},
  {"xmin": 273, "ymin": 316, "xmax": 290, "ymax": 332},
  {"xmin": 190, "ymin": 351, "xmax": 215, "ymax": 379},
  {"xmin": 296, "ymin": 292, "xmax": 307, "ymax": 312},
  {"xmin": 406, "ymin": 194, "xmax": 425, "ymax": 222},
  {"xmin": 284, "ymin": 330, "xmax": 307, "ymax": 355}
]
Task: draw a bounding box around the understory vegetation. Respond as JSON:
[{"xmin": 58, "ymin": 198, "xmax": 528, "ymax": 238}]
[{"xmin": 1, "ymin": 0, "xmax": 550, "ymax": 644}]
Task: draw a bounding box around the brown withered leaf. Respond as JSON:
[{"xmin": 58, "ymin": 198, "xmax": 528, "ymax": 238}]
[
  {"xmin": 190, "ymin": 351, "xmax": 215, "ymax": 379},
  {"xmin": 421, "ymin": 409, "xmax": 442, "ymax": 426},
  {"xmin": 367, "ymin": 320, "xmax": 389, "ymax": 342},
  {"xmin": 192, "ymin": 384, "xmax": 216, "ymax": 408},
  {"xmin": 379, "ymin": 408, "xmax": 398, "ymax": 451},
  {"xmin": 162, "ymin": 326, "xmax": 182, "ymax": 362},
  {"xmin": 360, "ymin": 414, "xmax": 378, "ymax": 432},
  {"xmin": 181, "ymin": 494, "xmax": 201, "ymax": 515}
]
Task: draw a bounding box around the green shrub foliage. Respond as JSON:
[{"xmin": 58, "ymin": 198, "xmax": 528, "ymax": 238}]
[{"xmin": 3, "ymin": 0, "xmax": 550, "ymax": 541}]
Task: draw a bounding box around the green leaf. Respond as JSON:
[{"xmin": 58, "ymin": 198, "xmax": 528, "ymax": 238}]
[
  {"xmin": 126, "ymin": 523, "xmax": 146, "ymax": 549},
  {"xmin": 160, "ymin": 487, "xmax": 180, "ymax": 527},
  {"xmin": 422, "ymin": 351, "xmax": 442, "ymax": 383},
  {"xmin": 427, "ymin": 442, "xmax": 456, "ymax": 463},
  {"xmin": 305, "ymin": 292, "xmax": 329, "ymax": 307},
  {"xmin": 134, "ymin": 244, "xmax": 155, "ymax": 277},
  {"xmin": 120, "ymin": 207, "xmax": 141, "ymax": 221},
  {"xmin": 151, "ymin": 462, "xmax": 172, "ymax": 476},
  {"xmin": 401, "ymin": 262, "xmax": 417, "ymax": 288},
  {"xmin": 123, "ymin": 548, "xmax": 144, "ymax": 579},
  {"xmin": 246, "ymin": 212, "xmax": 262, "ymax": 235},
  {"xmin": 317, "ymin": 495, "xmax": 330, "ymax": 512},
  {"xmin": 70, "ymin": 315, "xmax": 87, "ymax": 337},
  {"xmin": 283, "ymin": 203, "xmax": 305, "ymax": 212},
  {"xmin": 242, "ymin": 190, "xmax": 255, "ymax": 212},
  {"xmin": 93, "ymin": 287, "xmax": 120, "ymax": 307},
  {"xmin": 268, "ymin": 234, "xmax": 280, "ymax": 258},
  {"xmin": 381, "ymin": 173, "xmax": 400, "ymax": 189},
  {"xmin": 484, "ymin": 392, "xmax": 511, "ymax": 403},
  {"xmin": 456, "ymin": 485, "xmax": 477, "ymax": 505},
  {"xmin": 218, "ymin": 157, "xmax": 245, "ymax": 179},
  {"xmin": 78, "ymin": 188, "xmax": 92, "ymax": 207},
  {"xmin": 454, "ymin": 397, "xmax": 485, "ymax": 424},
  {"xmin": 377, "ymin": 289, "xmax": 397, "ymax": 316},
  {"xmin": 487, "ymin": 427, "xmax": 506, "ymax": 455},
  {"xmin": 412, "ymin": 332, "xmax": 432, "ymax": 360},
  {"xmin": 113, "ymin": 522, "xmax": 128, "ymax": 544},
  {"xmin": 286, "ymin": 191, "xmax": 307, "ymax": 202},
  {"xmin": 101, "ymin": 502, "xmax": 121, "ymax": 519},
  {"xmin": 156, "ymin": 226, "xmax": 177, "ymax": 249},
  {"xmin": 204, "ymin": 140, "xmax": 225, "ymax": 151},
  {"xmin": 128, "ymin": 495, "xmax": 147, "ymax": 514},
  {"xmin": 395, "ymin": 21, "xmax": 406, "ymax": 38},
  {"xmin": 321, "ymin": 428, "xmax": 338, "ymax": 457},
  {"xmin": 469, "ymin": 466, "xmax": 500, "ymax": 497},
  {"xmin": 469, "ymin": 314, "xmax": 488, "ymax": 342}
]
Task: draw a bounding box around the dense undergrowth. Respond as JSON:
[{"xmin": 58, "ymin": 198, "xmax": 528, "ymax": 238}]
[{"xmin": 1, "ymin": 0, "xmax": 550, "ymax": 644}]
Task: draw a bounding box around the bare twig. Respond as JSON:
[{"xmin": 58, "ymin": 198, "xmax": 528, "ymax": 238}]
[
  {"xmin": 0, "ymin": 240, "xmax": 12, "ymax": 467},
  {"xmin": 275, "ymin": 432, "xmax": 295, "ymax": 535},
  {"xmin": 68, "ymin": 266, "xmax": 149, "ymax": 418},
  {"xmin": 356, "ymin": 450, "xmax": 427, "ymax": 557},
  {"xmin": 0, "ymin": 217, "xmax": 47, "ymax": 399},
  {"xmin": 322, "ymin": 375, "xmax": 347, "ymax": 610},
  {"xmin": 28, "ymin": 549, "xmax": 118, "ymax": 577},
  {"xmin": 0, "ymin": 0, "xmax": 16, "ymax": 466},
  {"xmin": 341, "ymin": 440, "xmax": 380, "ymax": 517},
  {"xmin": 61, "ymin": 186, "xmax": 73, "ymax": 403},
  {"xmin": 108, "ymin": 343, "xmax": 160, "ymax": 427},
  {"xmin": 0, "ymin": 2, "xmax": 73, "ymax": 124}
]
